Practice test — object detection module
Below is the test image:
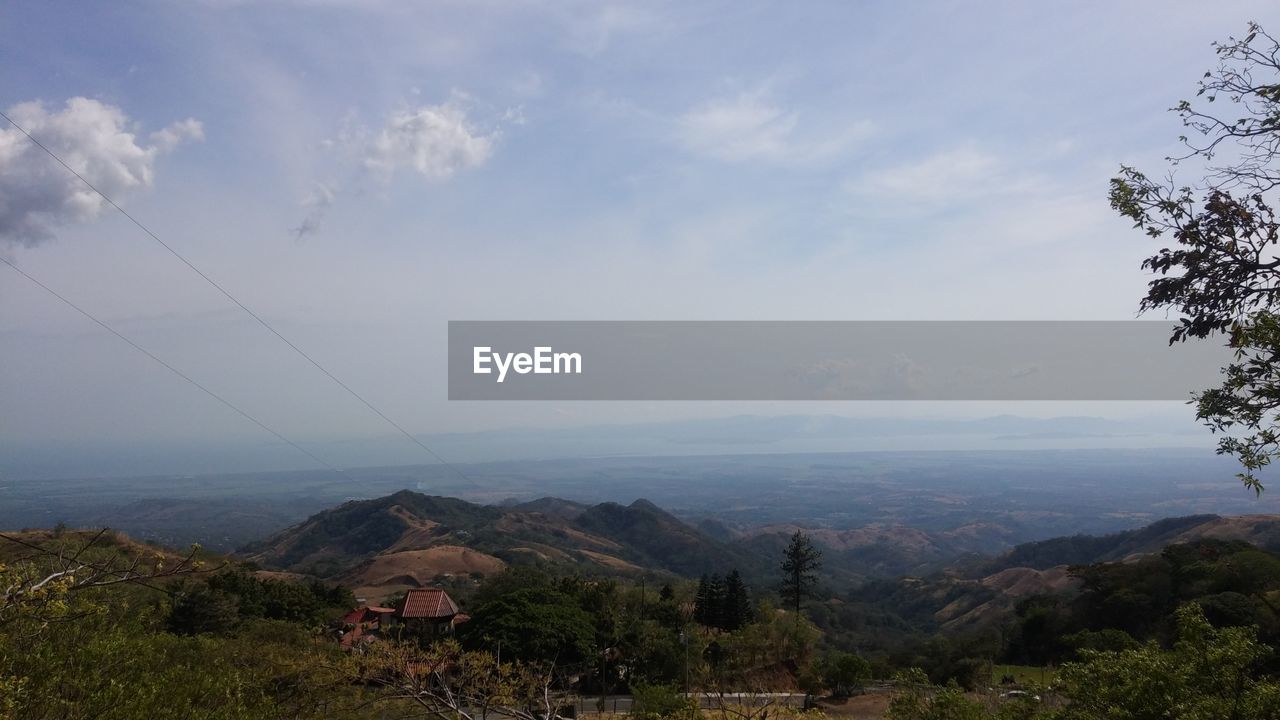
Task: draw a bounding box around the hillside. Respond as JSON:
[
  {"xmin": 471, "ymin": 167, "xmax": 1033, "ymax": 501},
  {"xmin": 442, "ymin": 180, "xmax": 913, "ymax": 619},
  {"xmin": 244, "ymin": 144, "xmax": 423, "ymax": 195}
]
[
  {"xmin": 968, "ymin": 514, "xmax": 1280, "ymax": 576},
  {"xmin": 244, "ymin": 488, "xmax": 1280, "ymax": 607},
  {"xmin": 243, "ymin": 490, "xmax": 759, "ymax": 599}
]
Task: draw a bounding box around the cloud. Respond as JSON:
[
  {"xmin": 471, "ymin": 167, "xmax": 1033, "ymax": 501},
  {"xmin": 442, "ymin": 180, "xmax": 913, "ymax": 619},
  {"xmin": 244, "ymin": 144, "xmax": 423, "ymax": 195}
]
[
  {"xmin": 862, "ymin": 147, "xmax": 1002, "ymax": 200},
  {"xmin": 290, "ymin": 181, "xmax": 336, "ymax": 241},
  {"xmin": 675, "ymin": 88, "xmax": 872, "ymax": 164},
  {"xmin": 364, "ymin": 101, "xmax": 496, "ymax": 179},
  {"xmin": 294, "ymin": 99, "xmax": 498, "ymax": 239},
  {"xmin": 0, "ymin": 97, "xmax": 201, "ymax": 247},
  {"xmin": 677, "ymin": 90, "xmax": 797, "ymax": 162}
]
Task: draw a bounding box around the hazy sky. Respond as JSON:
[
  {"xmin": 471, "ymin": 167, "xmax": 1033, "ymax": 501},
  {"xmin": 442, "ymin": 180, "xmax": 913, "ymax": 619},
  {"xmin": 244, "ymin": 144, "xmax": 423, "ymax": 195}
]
[{"xmin": 2, "ymin": 1, "xmax": 1275, "ymax": 475}]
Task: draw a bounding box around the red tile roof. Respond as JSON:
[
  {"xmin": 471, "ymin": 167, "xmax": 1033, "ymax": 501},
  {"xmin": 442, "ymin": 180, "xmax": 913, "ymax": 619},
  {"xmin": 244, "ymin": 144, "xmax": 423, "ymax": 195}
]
[
  {"xmin": 343, "ymin": 605, "xmax": 399, "ymax": 626},
  {"xmin": 398, "ymin": 587, "xmax": 460, "ymax": 619}
]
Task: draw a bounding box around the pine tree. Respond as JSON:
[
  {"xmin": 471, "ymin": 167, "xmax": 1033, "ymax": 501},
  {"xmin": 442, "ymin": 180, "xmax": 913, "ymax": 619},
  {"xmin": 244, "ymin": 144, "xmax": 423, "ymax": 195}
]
[
  {"xmin": 722, "ymin": 569, "xmax": 753, "ymax": 631},
  {"xmin": 779, "ymin": 531, "xmax": 822, "ymax": 618},
  {"xmin": 706, "ymin": 574, "xmax": 726, "ymax": 629},
  {"xmin": 695, "ymin": 574, "xmax": 734, "ymax": 629},
  {"xmin": 693, "ymin": 575, "xmax": 712, "ymax": 626}
]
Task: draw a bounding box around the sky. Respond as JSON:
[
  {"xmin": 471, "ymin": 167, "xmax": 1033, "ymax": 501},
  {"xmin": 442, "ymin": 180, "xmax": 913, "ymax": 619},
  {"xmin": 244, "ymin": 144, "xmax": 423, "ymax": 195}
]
[{"xmin": 2, "ymin": 1, "xmax": 1277, "ymax": 477}]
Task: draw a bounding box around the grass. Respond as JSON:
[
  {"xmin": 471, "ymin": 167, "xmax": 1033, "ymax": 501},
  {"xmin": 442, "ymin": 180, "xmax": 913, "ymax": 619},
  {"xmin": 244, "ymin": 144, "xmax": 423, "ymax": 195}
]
[{"xmin": 991, "ymin": 664, "xmax": 1056, "ymax": 687}]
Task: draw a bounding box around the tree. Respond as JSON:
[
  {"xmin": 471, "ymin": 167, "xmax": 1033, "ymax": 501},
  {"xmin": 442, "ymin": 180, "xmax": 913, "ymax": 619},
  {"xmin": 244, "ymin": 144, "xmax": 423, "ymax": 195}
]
[
  {"xmin": 779, "ymin": 531, "xmax": 821, "ymax": 618},
  {"xmin": 353, "ymin": 639, "xmax": 575, "ymax": 720},
  {"xmin": 885, "ymin": 670, "xmax": 994, "ymax": 720},
  {"xmin": 1110, "ymin": 22, "xmax": 1280, "ymax": 493},
  {"xmin": 721, "ymin": 570, "xmax": 753, "ymax": 632},
  {"xmin": 167, "ymin": 586, "xmax": 240, "ymax": 636},
  {"xmin": 694, "ymin": 575, "xmax": 715, "ymax": 627},
  {"xmin": 0, "ymin": 528, "xmax": 214, "ymax": 629},
  {"xmin": 464, "ymin": 587, "xmax": 596, "ymax": 664},
  {"xmin": 1054, "ymin": 603, "xmax": 1280, "ymax": 719},
  {"xmin": 819, "ymin": 652, "xmax": 872, "ymax": 698},
  {"xmin": 694, "ymin": 574, "xmax": 731, "ymax": 630}
]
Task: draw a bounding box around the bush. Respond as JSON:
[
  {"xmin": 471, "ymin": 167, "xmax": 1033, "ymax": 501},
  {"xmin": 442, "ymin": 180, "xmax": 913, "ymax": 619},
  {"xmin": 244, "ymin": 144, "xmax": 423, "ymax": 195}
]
[{"xmin": 632, "ymin": 682, "xmax": 699, "ymax": 720}]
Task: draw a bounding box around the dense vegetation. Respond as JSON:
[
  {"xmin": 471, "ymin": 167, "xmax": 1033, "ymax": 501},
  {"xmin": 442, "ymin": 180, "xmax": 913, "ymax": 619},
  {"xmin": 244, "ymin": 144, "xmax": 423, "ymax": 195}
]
[
  {"xmin": 5, "ymin": 522, "xmax": 1280, "ymax": 719},
  {"xmin": 1002, "ymin": 539, "xmax": 1280, "ymax": 668}
]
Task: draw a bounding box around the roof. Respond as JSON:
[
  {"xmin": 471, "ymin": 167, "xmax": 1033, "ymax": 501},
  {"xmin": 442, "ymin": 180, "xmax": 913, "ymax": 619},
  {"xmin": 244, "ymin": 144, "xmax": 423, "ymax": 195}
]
[
  {"xmin": 342, "ymin": 609, "xmax": 366, "ymax": 625},
  {"xmin": 343, "ymin": 605, "xmax": 398, "ymax": 626},
  {"xmin": 398, "ymin": 587, "xmax": 460, "ymax": 619}
]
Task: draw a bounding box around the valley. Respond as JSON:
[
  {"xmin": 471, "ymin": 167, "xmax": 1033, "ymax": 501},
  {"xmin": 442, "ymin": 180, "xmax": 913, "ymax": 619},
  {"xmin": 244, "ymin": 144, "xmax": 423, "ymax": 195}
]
[{"xmin": 4, "ymin": 448, "xmax": 1275, "ymax": 557}]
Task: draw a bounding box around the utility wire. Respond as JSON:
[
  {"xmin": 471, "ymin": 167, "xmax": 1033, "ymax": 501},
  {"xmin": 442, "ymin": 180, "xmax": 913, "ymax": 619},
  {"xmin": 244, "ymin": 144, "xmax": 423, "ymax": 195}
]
[
  {"xmin": 1, "ymin": 109, "xmax": 470, "ymax": 483},
  {"xmin": 1, "ymin": 256, "xmax": 347, "ymax": 477}
]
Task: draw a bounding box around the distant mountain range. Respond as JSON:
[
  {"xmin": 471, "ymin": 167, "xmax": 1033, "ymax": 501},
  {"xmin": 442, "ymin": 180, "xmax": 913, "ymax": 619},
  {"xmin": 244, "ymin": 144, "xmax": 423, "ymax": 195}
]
[
  {"xmin": 9, "ymin": 446, "xmax": 1277, "ymax": 561},
  {"xmin": 242, "ymin": 489, "xmax": 1280, "ymax": 609}
]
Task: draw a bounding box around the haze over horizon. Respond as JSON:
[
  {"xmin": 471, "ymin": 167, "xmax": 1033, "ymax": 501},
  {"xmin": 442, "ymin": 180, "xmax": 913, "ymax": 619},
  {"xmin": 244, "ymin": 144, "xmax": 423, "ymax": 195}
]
[{"xmin": 1, "ymin": 411, "xmax": 1217, "ymax": 481}]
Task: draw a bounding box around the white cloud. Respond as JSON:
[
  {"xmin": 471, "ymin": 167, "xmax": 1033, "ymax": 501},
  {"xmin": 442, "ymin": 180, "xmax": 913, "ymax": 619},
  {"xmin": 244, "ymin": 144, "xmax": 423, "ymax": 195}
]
[
  {"xmin": 149, "ymin": 118, "xmax": 204, "ymax": 152},
  {"xmin": 677, "ymin": 91, "xmax": 797, "ymax": 162},
  {"xmin": 675, "ymin": 88, "xmax": 872, "ymax": 164},
  {"xmin": 864, "ymin": 147, "xmax": 1002, "ymax": 200},
  {"xmin": 294, "ymin": 99, "xmax": 499, "ymax": 238},
  {"xmin": 0, "ymin": 97, "xmax": 201, "ymax": 246},
  {"xmin": 364, "ymin": 101, "xmax": 496, "ymax": 179}
]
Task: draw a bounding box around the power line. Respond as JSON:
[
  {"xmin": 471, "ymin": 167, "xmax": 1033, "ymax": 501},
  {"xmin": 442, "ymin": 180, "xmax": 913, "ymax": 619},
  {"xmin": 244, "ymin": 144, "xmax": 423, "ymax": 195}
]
[
  {"xmin": 1, "ymin": 109, "xmax": 470, "ymax": 483},
  {"xmin": 0, "ymin": 256, "xmax": 347, "ymax": 477}
]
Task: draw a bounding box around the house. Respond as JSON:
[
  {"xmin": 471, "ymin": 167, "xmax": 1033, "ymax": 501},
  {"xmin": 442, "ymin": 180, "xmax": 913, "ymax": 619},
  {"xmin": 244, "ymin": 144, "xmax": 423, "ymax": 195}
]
[
  {"xmin": 338, "ymin": 587, "xmax": 467, "ymax": 648},
  {"xmin": 396, "ymin": 587, "xmax": 468, "ymax": 635},
  {"xmin": 338, "ymin": 605, "xmax": 396, "ymax": 649}
]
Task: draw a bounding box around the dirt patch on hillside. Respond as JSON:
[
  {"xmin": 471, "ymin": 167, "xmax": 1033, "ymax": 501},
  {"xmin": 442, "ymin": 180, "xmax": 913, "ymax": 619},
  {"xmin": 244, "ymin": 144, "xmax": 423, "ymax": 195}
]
[
  {"xmin": 253, "ymin": 570, "xmax": 309, "ymax": 583},
  {"xmin": 1175, "ymin": 514, "xmax": 1280, "ymax": 547},
  {"xmin": 982, "ymin": 566, "xmax": 1078, "ymax": 597},
  {"xmin": 340, "ymin": 545, "xmax": 505, "ymax": 589},
  {"xmin": 577, "ymin": 549, "xmax": 644, "ymax": 572}
]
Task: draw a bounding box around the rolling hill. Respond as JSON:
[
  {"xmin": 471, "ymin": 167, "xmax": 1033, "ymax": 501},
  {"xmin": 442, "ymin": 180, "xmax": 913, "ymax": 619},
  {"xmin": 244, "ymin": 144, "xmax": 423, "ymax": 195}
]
[
  {"xmin": 242, "ymin": 490, "xmax": 763, "ymax": 600},
  {"xmin": 966, "ymin": 513, "xmax": 1280, "ymax": 576}
]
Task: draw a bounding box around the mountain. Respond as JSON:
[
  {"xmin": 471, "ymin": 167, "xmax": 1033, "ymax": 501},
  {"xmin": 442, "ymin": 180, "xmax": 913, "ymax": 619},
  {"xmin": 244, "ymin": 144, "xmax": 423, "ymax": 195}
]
[
  {"xmin": 825, "ymin": 513, "xmax": 1280, "ymax": 644},
  {"xmin": 572, "ymin": 499, "xmax": 759, "ymax": 578},
  {"xmin": 967, "ymin": 513, "xmax": 1280, "ymax": 576},
  {"xmin": 242, "ymin": 490, "xmax": 759, "ymax": 601}
]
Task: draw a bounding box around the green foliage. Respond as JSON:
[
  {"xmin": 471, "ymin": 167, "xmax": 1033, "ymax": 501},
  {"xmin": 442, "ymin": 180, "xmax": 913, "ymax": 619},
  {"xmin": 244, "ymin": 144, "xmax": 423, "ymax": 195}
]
[
  {"xmin": 1061, "ymin": 629, "xmax": 1139, "ymax": 654},
  {"xmin": 167, "ymin": 586, "xmax": 240, "ymax": 635},
  {"xmin": 693, "ymin": 570, "xmax": 754, "ymax": 632},
  {"xmin": 1, "ymin": 590, "xmax": 359, "ymax": 720},
  {"xmin": 886, "ymin": 670, "xmax": 990, "ymax": 720},
  {"xmin": 632, "ymin": 681, "xmax": 700, "ymax": 720},
  {"xmin": 1108, "ymin": 22, "xmax": 1280, "ymax": 493},
  {"xmin": 351, "ymin": 638, "xmax": 575, "ymax": 720},
  {"xmin": 713, "ymin": 603, "xmax": 820, "ymax": 687},
  {"xmin": 464, "ymin": 585, "xmax": 596, "ymax": 663},
  {"xmin": 166, "ymin": 569, "xmax": 350, "ymax": 635},
  {"xmin": 1052, "ymin": 603, "xmax": 1280, "ymax": 720},
  {"xmin": 723, "ymin": 571, "xmax": 755, "ymax": 631},
  {"xmin": 780, "ymin": 532, "xmax": 822, "ymax": 616},
  {"xmin": 817, "ymin": 651, "xmax": 871, "ymax": 697},
  {"xmin": 1003, "ymin": 539, "xmax": 1280, "ymax": 666}
]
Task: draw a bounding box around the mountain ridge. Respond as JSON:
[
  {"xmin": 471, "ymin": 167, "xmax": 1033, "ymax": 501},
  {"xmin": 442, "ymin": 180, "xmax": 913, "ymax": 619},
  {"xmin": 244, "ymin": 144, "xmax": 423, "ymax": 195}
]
[{"xmin": 242, "ymin": 489, "xmax": 1280, "ymax": 608}]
